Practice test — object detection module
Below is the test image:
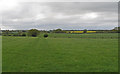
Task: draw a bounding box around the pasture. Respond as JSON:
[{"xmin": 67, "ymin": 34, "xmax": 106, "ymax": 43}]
[{"xmin": 2, "ymin": 33, "xmax": 118, "ymax": 72}]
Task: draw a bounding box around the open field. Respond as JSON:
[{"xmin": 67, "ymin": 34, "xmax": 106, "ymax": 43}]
[
  {"xmin": 2, "ymin": 33, "xmax": 118, "ymax": 72},
  {"xmin": 39, "ymin": 33, "xmax": 118, "ymax": 39}
]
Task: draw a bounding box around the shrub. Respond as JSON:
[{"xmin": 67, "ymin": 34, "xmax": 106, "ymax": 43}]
[
  {"xmin": 22, "ymin": 33, "xmax": 26, "ymax": 36},
  {"xmin": 28, "ymin": 29, "xmax": 40, "ymax": 37},
  {"xmin": 13, "ymin": 34, "xmax": 18, "ymax": 36},
  {"xmin": 44, "ymin": 34, "xmax": 48, "ymax": 38},
  {"xmin": 83, "ymin": 29, "xmax": 87, "ymax": 33},
  {"xmin": 8, "ymin": 35, "xmax": 11, "ymax": 36},
  {"xmin": 3, "ymin": 35, "xmax": 6, "ymax": 36}
]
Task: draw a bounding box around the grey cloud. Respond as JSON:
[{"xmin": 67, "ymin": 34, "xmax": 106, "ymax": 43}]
[{"xmin": 1, "ymin": 2, "xmax": 118, "ymax": 30}]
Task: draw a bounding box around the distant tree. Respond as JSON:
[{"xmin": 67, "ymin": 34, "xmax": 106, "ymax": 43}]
[
  {"xmin": 118, "ymin": 27, "xmax": 120, "ymax": 33},
  {"xmin": 53, "ymin": 29, "xmax": 66, "ymax": 33},
  {"xmin": 113, "ymin": 27, "xmax": 120, "ymax": 33},
  {"xmin": 22, "ymin": 33, "xmax": 26, "ymax": 36},
  {"xmin": 5, "ymin": 30, "xmax": 10, "ymax": 36},
  {"xmin": 13, "ymin": 33, "xmax": 19, "ymax": 36},
  {"xmin": 18, "ymin": 30, "xmax": 23, "ymax": 36},
  {"xmin": 8, "ymin": 35, "xmax": 11, "ymax": 36},
  {"xmin": 44, "ymin": 33, "xmax": 48, "ymax": 38},
  {"xmin": 83, "ymin": 29, "xmax": 87, "ymax": 33},
  {"xmin": 28, "ymin": 29, "xmax": 40, "ymax": 37}
]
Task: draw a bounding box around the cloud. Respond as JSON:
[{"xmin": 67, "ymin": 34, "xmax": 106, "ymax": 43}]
[
  {"xmin": 81, "ymin": 12, "xmax": 99, "ymax": 19},
  {"xmin": 1, "ymin": 2, "xmax": 118, "ymax": 30}
]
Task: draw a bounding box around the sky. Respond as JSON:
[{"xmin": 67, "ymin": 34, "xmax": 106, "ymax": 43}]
[{"xmin": 0, "ymin": 0, "xmax": 119, "ymax": 30}]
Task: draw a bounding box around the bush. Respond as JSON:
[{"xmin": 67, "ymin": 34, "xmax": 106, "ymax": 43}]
[
  {"xmin": 3, "ymin": 34, "xmax": 6, "ymax": 36},
  {"xmin": 44, "ymin": 34, "xmax": 48, "ymax": 38},
  {"xmin": 22, "ymin": 33, "xmax": 26, "ymax": 36},
  {"xmin": 28, "ymin": 29, "xmax": 40, "ymax": 37},
  {"xmin": 13, "ymin": 34, "xmax": 18, "ymax": 36},
  {"xmin": 83, "ymin": 29, "xmax": 87, "ymax": 33},
  {"xmin": 8, "ymin": 35, "xmax": 11, "ymax": 36}
]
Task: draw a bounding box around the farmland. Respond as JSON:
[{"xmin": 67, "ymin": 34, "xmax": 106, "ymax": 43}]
[{"xmin": 2, "ymin": 33, "xmax": 118, "ymax": 72}]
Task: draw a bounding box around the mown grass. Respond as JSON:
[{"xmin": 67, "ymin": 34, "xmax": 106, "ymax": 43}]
[
  {"xmin": 39, "ymin": 33, "xmax": 118, "ymax": 39},
  {"xmin": 2, "ymin": 33, "xmax": 118, "ymax": 72}
]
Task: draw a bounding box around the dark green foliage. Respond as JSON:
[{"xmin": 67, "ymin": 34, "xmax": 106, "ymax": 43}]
[
  {"xmin": 2, "ymin": 34, "xmax": 9, "ymax": 36},
  {"xmin": 18, "ymin": 31, "xmax": 23, "ymax": 36},
  {"xmin": 8, "ymin": 35, "xmax": 11, "ymax": 36},
  {"xmin": 83, "ymin": 29, "xmax": 87, "ymax": 33},
  {"xmin": 21, "ymin": 33, "xmax": 26, "ymax": 36},
  {"xmin": 44, "ymin": 34, "xmax": 48, "ymax": 38},
  {"xmin": 53, "ymin": 29, "xmax": 66, "ymax": 33},
  {"xmin": 28, "ymin": 29, "xmax": 40, "ymax": 37},
  {"xmin": 13, "ymin": 34, "xmax": 18, "ymax": 36},
  {"xmin": 3, "ymin": 30, "xmax": 10, "ymax": 36}
]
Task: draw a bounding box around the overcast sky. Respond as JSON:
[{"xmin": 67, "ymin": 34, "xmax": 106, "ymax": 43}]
[{"xmin": 0, "ymin": 1, "xmax": 118, "ymax": 30}]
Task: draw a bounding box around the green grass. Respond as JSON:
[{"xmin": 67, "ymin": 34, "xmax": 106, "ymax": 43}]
[
  {"xmin": 39, "ymin": 33, "xmax": 118, "ymax": 39},
  {"xmin": 2, "ymin": 33, "xmax": 118, "ymax": 72}
]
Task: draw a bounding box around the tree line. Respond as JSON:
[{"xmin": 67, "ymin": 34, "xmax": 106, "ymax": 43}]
[{"xmin": 1, "ymin": 27, "xmax": 120, "ymax": 37}]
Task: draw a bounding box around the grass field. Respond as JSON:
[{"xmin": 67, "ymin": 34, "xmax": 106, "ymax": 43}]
[
  {"xmin": 39, "ymin": 33, "xmax": 118, "ymax": 39},
  {"xmin": 2, "ymin": 33, "xmax": 118, "ymax": 72}
]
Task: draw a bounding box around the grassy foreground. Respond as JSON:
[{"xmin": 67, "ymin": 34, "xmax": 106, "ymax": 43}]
[{"xmin": 2, "ymin": 34, "xmax": 118, "ymax": 72}]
